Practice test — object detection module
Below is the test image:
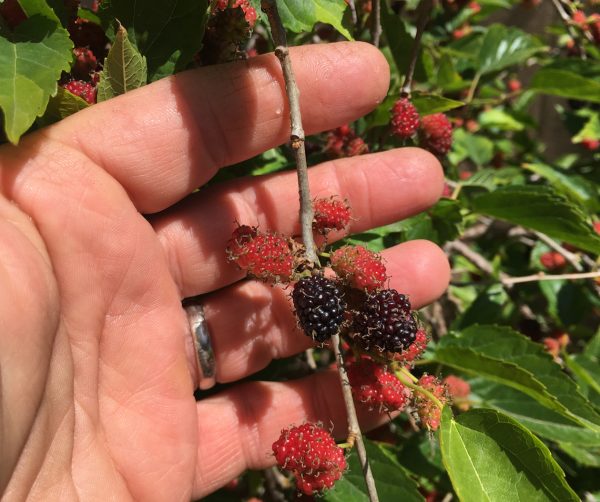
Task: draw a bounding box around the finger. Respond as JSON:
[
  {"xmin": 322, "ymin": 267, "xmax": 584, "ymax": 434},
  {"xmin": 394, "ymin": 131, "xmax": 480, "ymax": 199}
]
[
  {"xmin": 193, "ymin": 371, "xmax": 392, "ymax": 498},
  {"xmin": 202, "ymin": 240, "xmax": 449, "ymax": 383},
  {"xmin": 152, "ymin": 147, "xmax": 444, "ymax": 296},
  {"xmin": 45, "ymin": 42, "xmax": 390, "ymax": 213}
]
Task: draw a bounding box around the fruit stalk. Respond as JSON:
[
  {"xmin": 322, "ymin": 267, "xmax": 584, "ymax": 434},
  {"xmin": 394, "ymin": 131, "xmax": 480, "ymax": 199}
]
[
  {"xmin": 371, "ymin": 0, "xmax": 382, "ymax": 47},
  {"xmin": 400, "ymin": 0, "xmax": 433, "ymax": 97},
  {"xmin": 261, "ymin": 0, "xmax": 318, "ymax": 264},
  {"xmin": 262, "ymin": 2, "xmax": 378, "ymax": 500},
  {"xmin": 332, "ymin": 333, "xmax": 380, "ymax": 502}
]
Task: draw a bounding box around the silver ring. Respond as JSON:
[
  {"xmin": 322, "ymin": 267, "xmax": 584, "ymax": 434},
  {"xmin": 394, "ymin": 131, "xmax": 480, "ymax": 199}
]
[{"xmin": 184, "ymin": 303, "xmax": 216, "ymax": 390}]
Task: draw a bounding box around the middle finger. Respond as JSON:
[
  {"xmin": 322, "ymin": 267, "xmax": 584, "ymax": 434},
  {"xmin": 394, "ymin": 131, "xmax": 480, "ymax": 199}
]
[{"xmin": 151, "ymin": 147, "xmax": 444, "ymax": 296}]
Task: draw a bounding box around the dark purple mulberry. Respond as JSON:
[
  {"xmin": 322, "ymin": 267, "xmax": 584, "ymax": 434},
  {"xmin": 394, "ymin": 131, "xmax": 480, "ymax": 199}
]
[
  {"xmin": 352, "ymin": 289, "xmax": 417, "ymax": 353},
  {"xmin": 292, "ymin": 275, "xmax": 346, "ymax": 343}
]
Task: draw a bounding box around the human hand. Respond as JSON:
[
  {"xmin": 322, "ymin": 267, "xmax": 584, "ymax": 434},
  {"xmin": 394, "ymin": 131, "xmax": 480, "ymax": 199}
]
[{"xmin": 0, "ymin": 42, "xmax": 449, "ymax": 500}]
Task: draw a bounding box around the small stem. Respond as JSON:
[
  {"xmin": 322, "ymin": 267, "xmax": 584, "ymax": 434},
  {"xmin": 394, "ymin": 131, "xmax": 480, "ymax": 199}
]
[
  {"xmin": 466, "ymin": 72, "xmax": 481, "ymax": 103},
  {"xmin": 371, "ymin": 0, "xmax": 382, "ymax": 47},
  {"xmin": 501, "ymin": 270, "xmax": 600, "ymax": 286},
  {"xmin": 533, "ymin": 231, "xmax": 583, "ymax": 271},
  {"xmin": 400, "ymin": 0, "xmax": 433, "ymax": 97},
  {"xmin": 396, "ymin": 369, "xmax": 445, "ymax": 410},
  {"xmin": 347, "ymin": 0, "xmax": 358, "ymax": 25},
  {"xmin": 262, "ymin": 2, "xmax": 376, "ymax": 500},
  {"xmin": 550, "ymin": 0, "xmax": 588, "ymax": 57},
  {"xmin": 332, "ymin": 334, "xmax": 380, "ymax": 502},
  {"xmin": 450, "ymin": 183, "xmax": 462, "ymax": 200},
  {"xmin": 261, "ymin": 0, "xmax": 318, "ymax": 265},
  {"xmin": 398, "ymin": 365, "xmax": 419, "ymax": 383}
]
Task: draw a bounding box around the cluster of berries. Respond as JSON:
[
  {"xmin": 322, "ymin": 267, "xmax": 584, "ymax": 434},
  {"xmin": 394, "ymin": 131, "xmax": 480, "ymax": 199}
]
[
  {"xmin": 324, "ymin": 125, "xmax": 369, "ymax": 158},
  {"xmin": 390, "ymin": 99, "xmax": 453, "ymax": 156},
  {"xmin": 572, "ymin": 10, "xmax": 600, "ymax": 45},
  {"xmin": 226, "ymin": 196, "xmax": 466, "ymax": 494},
  {"xmin": 226, "ymin": 197, "xmax": 420, "ymax": 355},
  {"xmin": 271, "ymin": 372, "xmax": 470, "ymax": 495}
]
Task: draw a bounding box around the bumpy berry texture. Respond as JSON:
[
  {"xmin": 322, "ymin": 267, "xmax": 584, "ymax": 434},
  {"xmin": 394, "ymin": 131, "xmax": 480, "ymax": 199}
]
[
  {"xmin": 352, "ymin": 289, "xmax": 417, "ymax": 353},
  {"xmin": 393, "ymin": 329, "xmax": 428, "ymax": 364},
  {"xmin": 415, "ymin": 375, "xmax": 447, "ymax": 431},
  {"xmin": 313, "ymin": 197, "xmax": 351, "ymax": 234},
  {"xmin": 347, "ymin": 358, "xmax": 410, "ymax": 412},
  {"xmin": 61, "ymin": 80, "xmax": 97, "ymax": 104},
  {"xmin": 419, "ymin": 113, "xmax": 453, "ymax": 156},
  {"xmin": 539, "ymin": 251, "xmax": 566, "ymax": 271},
  {"xmin": 325, "ymin": 125, "xmax": 368, "ymax": 158},
  {"xmin": 390, "ymin": 98, "xmax": 420, "ymax": 139},
  {"xmin": 226, "ymin": 225, "xmax": 295, "ymax": 283},
  {"xmin": 272, "ymin": 423, "xmax": 346, "ymax": 496},
  {"xmin": 331, "ymin": 245, "xmax": 387, "ymax": 291},
  {"xmin": 292, "ymin": 275, "xmax": 346, "ymax": 343}
]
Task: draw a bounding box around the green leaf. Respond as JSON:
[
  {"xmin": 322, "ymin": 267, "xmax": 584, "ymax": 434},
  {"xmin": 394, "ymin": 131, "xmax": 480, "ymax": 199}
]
[
  {"xmin": 0, "ymin": 15, "xmax": 72, "ymax": 144},
  {"xmin": 563, "ymin": 353, "xmax": 600, "ymax": 397},
  {"xmin": 573, "ymin": 111, "xmax": 600, "ymax": 142},
  {"xmin": 452, "ymin": 285, "xmax": 510, "ymax": 330},
  {"xmin": 324, "ymin": 440, "xmax": 423, "ymax": 502},
  {"xmin": 531, "ymin": 69, "xmax": 600, "ymax": 104},
  {"xmin": 37, "ymin": 86, "xmax": 90, "ymax": 125},
  {"xmin": 440, "ymin": 408, "xmax": 579, "ymax": 502},
  {"xmin": 380, "ymin": 4, "xmax": 425, "ymax": 80},
  {"xmin": 523, "ymin": 163, "xmax": 599, "ymax": 211},
  {"xmin": 477, "ymin": 24, "xmax": 543, "ymax": 76},
  {"xmin": 478, "ymin": 108, "xmax": 525, "ymax": 131},
  {"xmin": 471, "ymin": 379, "xmax": 600, "ymax": 446},
  {"xmin": 96, "ymin": 24, "xmax": 147, "ymax": 101},
  {"xmin": 412, "ymin": 92, "xmax": 464, "ymax": 115},
  {"xmin": 436, "ymin": 53, "xmax": 465, "ymax": 91},
  {"xmin": 470, "ymin": 185, "xmax": 600, "ymax": 255},
  {"xmin": 403, "ymin": 199, "xmax": 463, "ymax": 245},
  {"xmin": 585, "ymin": 330, "xmax": 600, "ymax": 359},
  {"xmin": 434, "ymin": 325, "xmax": 600, "ymax": 429},
  {"xmin": 557, "ymin": 442, "xmax": 600, "ymax": 467},
  {"xmin": 451, "ymin": 128, "xmax": 494, "ymax": 166},
  {"xmin": 277, "ymin": 0, "xmax": 352, "ymax": 40},
  {"xmin": 460, "ymin": 168, "xmax": 498, "ymax": 191},
  {"xmin": 99, "ymin": 0, "xmax": 209, "ymax": 82}
]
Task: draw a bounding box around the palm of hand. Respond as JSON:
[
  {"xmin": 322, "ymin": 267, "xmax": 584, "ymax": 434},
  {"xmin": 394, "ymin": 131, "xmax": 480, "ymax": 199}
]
[
  {"xmin": 1, "ymin": 141, "xmax": 197, "ymax": 500},
  {"xmin": 0, "ymin": 42, "xmax": 449, "ymax": 501}
]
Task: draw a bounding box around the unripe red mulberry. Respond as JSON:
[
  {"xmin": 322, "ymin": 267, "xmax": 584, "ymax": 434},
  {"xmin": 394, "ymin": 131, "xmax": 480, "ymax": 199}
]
[
  {"xmin": 390, "ymin": 98, "xmax": 420, "ymax": 139},
  {"xmin": 272, "ymin": 423, "xmax": 346, "ymax": 496},
  {"xmin": 419, "ymin": 113, "xmax": 453, "ymax": 156}
]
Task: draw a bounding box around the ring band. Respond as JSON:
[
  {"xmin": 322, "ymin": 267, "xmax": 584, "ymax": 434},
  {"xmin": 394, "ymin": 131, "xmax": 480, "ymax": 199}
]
[{"xmin": 184, "ymin": 303, "xmax": 216, "ymax": 390}]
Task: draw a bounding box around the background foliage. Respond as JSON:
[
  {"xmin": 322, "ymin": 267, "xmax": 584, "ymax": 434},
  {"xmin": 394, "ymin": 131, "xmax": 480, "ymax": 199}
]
[{"xmin": 1, "ymin": 0, "xmax": 599, "ymax": 500}]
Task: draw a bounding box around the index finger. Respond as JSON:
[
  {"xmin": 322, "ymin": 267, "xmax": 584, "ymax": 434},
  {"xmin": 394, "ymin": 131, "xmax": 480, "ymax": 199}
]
[{"xmin": 46, "ymin": 42, "xmax": 390, "ymax": 213}]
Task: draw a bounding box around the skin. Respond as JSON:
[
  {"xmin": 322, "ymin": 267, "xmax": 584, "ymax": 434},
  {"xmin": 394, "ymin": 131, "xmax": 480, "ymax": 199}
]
[{"xmin": 0, "ymin": 42, "xmax": 449, "ymax": 501}]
